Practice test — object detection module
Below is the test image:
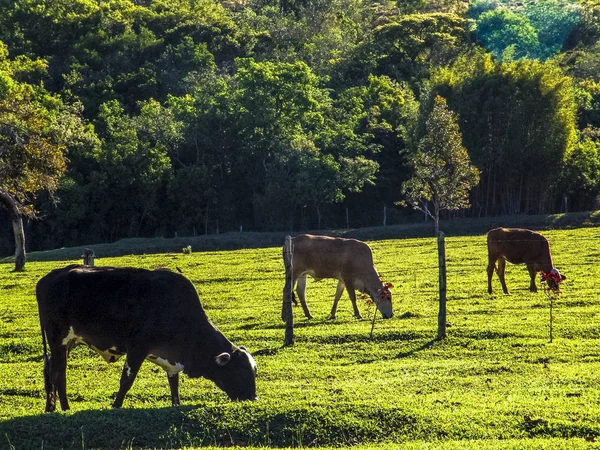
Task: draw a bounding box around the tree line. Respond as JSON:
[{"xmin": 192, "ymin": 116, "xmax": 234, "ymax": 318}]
[{"xmin": 0, "ymin": 0, "xmax": 599, "ymax": 263}]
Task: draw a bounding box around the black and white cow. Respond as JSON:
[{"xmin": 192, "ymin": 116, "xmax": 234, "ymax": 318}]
[{"xmin": 36, "ymin": 265, "xmax": 257, "ymax": 412}]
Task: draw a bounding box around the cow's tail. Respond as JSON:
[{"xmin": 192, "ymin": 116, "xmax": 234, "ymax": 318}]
[{"xmin": 40, "ymin": 318, "xmax": 52, "ymax": 393}]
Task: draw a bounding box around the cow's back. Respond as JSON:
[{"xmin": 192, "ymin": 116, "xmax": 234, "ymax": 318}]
[
  {"xmin": 487, "ymin": 227, "xmax": 550, "ymax": 265},
  {"xmin": 291, "ymin": 234, "xmax": 374, "ymax": 278},
  {"xmin": 37, "ymin": 265, "xmax": 207, "ymax": 347}
]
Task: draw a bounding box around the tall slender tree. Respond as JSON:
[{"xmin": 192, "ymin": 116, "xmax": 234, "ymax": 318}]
[{"xmin": 401, "ymin": 95, "xmax": 480, "ymax": 235}]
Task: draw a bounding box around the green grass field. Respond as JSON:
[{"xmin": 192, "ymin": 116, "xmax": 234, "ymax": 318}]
[{"xmin": 1, "ymin": 226, "xmax": 600, "ymax": 449}]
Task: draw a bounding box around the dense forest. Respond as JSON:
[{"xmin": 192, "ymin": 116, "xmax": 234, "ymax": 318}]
[{"xmin": 0, "ymin": 0, "xmax": 599, "ymax": 256}]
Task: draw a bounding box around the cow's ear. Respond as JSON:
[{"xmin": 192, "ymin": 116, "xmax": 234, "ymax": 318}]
[{"xmin": 215, "ymin": 352, "xmax": 231, "ymax": 366}]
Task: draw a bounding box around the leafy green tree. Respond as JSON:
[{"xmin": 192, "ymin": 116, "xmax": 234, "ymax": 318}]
[
  {"xmin": 562, "ymin": 49, "xmax": 600, "ymax": 131},
  {"xmin": 232, "ymin": 58, "xmax": 331, "ymax": 228},
  {"xmin": 64, "ymin": 99, "xmax": 173, "ymax": 242},
  {"xmin": 568, "ymin": 0, "xmax": 600, "ymax": 47},
  {"xmin": 432, "ymin": 51, "xmax": 578, "ymax": 215},
  {"xmin": 475, "ymin": 9, "xmax": 540, "ymax": 60},
  {"xmin": 401, "ymin": 95, "xmax": 480, "ymax": 235},
  {"xmin": 373, "ymin": 12, "xmax": 469, "ymax": 81},
  {"xmin": 561, "ymin": 137, "xmax": 600, "ymax": 210},
  {"xmin": 0, "ymin": 42, "xmax": 89, "ymax": 270},
  {"xmin": 323, "ymin": 74, "xmax": 418, "ymax": 225},
  {"xmin": 523, "ymin": 0, "xmax": 581, "ymax": 59},
  {"xmin": 167, "ymin": 165, "xmax": 216, "ymax": 235}
]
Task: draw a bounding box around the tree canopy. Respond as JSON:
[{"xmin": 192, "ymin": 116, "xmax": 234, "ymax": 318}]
[
  {"xmin": 401, "ymin": 95, "xmax": 480, "ymax": 234},
  {"xmin": 0, "ymin": 0, "xmax": 598, "ymax": 256}
]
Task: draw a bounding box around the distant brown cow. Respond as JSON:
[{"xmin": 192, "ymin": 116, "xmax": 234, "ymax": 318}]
[
  {"xmin": 283, "ymin": 234, "xmax": 393, "ymax": 320},
  {"xmin": 487, "ymin": 227, "xmax": 566, "ymax": 294}
]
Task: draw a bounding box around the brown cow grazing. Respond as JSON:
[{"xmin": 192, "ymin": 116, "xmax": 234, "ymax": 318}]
[
  {"xmin": 283, "ymin": 234, "xmax": 393, "ymax": 320},
  {"xmin": 37, "ymin": 265, "xmax": 257, "ymax": 412},
  {"xmin": 487, "ymin": 227, "xmax": 566, "ymax": 294}
]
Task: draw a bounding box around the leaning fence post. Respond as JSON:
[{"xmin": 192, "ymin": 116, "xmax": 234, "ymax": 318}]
[
  {"xmin": 437, "ymin": 232, "xmax": 447, "ymax": 340},
  {"xmin": 282, "ymin": 236, "xmax": 295, "ymax": 346}
]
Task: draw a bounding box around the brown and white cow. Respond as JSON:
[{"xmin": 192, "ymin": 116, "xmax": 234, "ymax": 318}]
[
  {"xmin": 283, "ymin": 234, "xmax": 393, "ymax": 320},
  {"xmin": 36, "ymin": 265, "xmax": 257, "ymax": 412},
  {"xmin": 487, "ymin": 227, "xmax": 566, "ymax": 294}
]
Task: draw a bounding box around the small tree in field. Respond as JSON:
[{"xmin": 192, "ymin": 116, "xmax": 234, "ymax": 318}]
[{"xmin": 401, "ymin": 95, "xmax": 480, "ymax": 235}]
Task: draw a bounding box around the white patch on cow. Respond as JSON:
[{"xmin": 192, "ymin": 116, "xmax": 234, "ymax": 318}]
[
  {"xmin": 124, "ymin": 361, "xmax": 132, "ymax": 378},
  {"xmin": 61, "ymin": 326, "xmax": 83, "ymax": 346},
  {"xmin": 60, "ymin": 326, "xmax": 124, "ymax": 363},
  {"xmin": 90, "ymin": 346, "xmax": 124, "ymax": 363},
  {"xmin": 147, "ymin": 354, "xmax": 184, "ymax": 377}
]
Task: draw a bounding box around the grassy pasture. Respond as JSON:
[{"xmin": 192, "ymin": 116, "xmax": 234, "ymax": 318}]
[{"xmin": 0, "ymin": 227, "xmax": 599, "ymax": 449}]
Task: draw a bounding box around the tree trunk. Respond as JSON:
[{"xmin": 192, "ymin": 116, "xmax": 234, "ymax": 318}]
[
  {"xmin": 433, "ymin": 199, "xmax": 440, "ymax": 236},
  {"xmin": 0, "ymin": 190, "xmax": 26, "ymax": 271},
  {"xmin": 437, "ymin": 231, "xmax": 447, "ymax": 340},
  {"xmin": 316, "ymin": 204, "xmax": 322, "ymax": 230}
]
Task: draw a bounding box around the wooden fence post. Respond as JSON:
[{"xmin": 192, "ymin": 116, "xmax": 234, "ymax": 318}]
[
  {"xmin": 82, "ymin": 248, "xmax": 95, "ymax": 266},
  {"xmin": 437, "ymin": 232, "xmax": 447, "ymax": 340},
  {"xmin": 282, "ymin": 236, "xmax": 295, "ymax": 346}
]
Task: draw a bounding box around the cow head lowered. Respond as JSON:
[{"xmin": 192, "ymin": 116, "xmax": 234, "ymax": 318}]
[
  {"xmin": 375, "ymin": 282, "xmax": 394, "ymax": 318},
  {"xmin": 283, "ymin": 234, "xmax": 394, "ymax": 320},
  {"xmin": 540, "ymin": 268, "xmax": 566, "ymax": 293},
  {"xmin": 207, "ymin": 348, "xmax": 258, "ymax": 401},
  {"xmin": 36, "ymin": 265, "xmax": 257, "ymax": 412}
]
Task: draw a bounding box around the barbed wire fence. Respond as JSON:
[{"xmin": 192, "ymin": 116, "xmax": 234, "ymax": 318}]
[
  {"xmin": 60, "ymin": 235, "xmax": 594, "ymax": 343},
  {"xmin": 268, "ymin": 234, "xmax": 598, "ymax": 345}
]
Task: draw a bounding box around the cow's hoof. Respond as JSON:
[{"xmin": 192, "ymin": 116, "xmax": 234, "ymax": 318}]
[
  {"xmin": 327, "ymin": 314, "xmax": 337, "ymax": 320},
  {"xmin": 355, "ymin": 315, "xmax": 364, "ymax": 320}
]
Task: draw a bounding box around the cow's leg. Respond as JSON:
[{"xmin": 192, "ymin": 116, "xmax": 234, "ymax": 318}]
[
  {"xmin": 296, "ymin": 275, "xmax": 313, "ymax": 319},
  {"xmin": 344, "ymin": 280, "xmax": 363, "ymax": 320},
  {"xmin": 43, "ymin": 354, "xmax": 57, "ymax": 412},
  {"xmin": 328, "ymin": 280, "xmax": 346, "ymax": 320},
  {"xmin": 48, "ymin": 345, "xmax": 70, "ymax": 411},
  {"xmin": 113, "ymin": 349, "xmax": 146, "ymax": 408},
  {"xmin": 167, "ymin": 373, "xmax": 180, "ymax": 406},
  {"xmin": 487, "ymin": 258, "xmax": 496, "ymax": 294},
  {"xmin": 527, "ymin": 264, "xmax": 538, "ymax": 292},
  {"xmin": 497, "ymin": 258, "xmax": 510, "ymax": 294}
]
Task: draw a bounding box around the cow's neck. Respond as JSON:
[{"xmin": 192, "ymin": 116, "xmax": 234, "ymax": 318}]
[
  {"xmin": 537, "ymin": 253, "xmax": 554, "ymax": 273},
  {"xmin": 182, "ymin": 322, "xmax": 233, "ymax": 378},
  {"xmin": 362, "ymin": 268, "xmax": 384, "ymax": 297}
]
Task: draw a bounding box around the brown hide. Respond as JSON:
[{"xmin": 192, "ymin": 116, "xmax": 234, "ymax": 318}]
[
  {"xmin": 285, "ymin": 234, "xmax": 393, "ymax": 319},
  {"xmin": 486, "ymin": 227, "xmax": 561, "ymax": 294}
]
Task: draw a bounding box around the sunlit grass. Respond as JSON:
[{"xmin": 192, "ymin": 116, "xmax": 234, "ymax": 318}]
[{"xmin": 1, "ymin": 227, "xmax": 599, "ymax": 448}]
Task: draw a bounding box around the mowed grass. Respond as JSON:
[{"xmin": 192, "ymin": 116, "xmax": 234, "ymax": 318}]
[{"xmin": 1, "ymin": 227, "xmax": 600, "ymax": 449}]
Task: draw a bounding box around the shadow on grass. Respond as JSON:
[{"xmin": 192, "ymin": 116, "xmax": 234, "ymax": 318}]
[
  {"xmin": 237, "ymin": 316, "xmax": 363, "ymax": 331},
  {"xmin": 0, "ymin": 406, "xmax": 201, "ymax": 450},
  {"xmin": 1, "ymin": 402, "xmax": 421, "ymax": 449},
  {"xmin": 394, "ymin": 338, "xmax": 438, "ymax": 359}
]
